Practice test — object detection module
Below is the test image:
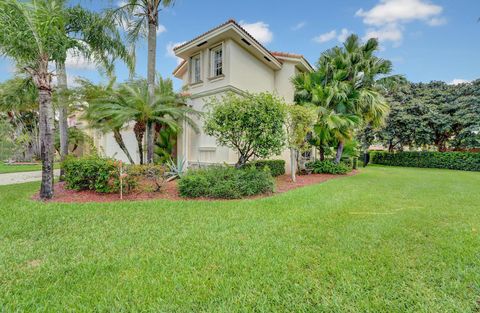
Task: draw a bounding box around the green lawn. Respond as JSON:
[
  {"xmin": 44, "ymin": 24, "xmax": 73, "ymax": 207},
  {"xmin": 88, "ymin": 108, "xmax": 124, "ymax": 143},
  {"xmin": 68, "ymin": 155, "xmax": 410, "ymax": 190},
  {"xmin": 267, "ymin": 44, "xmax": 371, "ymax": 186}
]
[
  {"xmin": 0, "ymin": 163, "xmax": 60, "ymax": 174},
  {"xmin": 0, "ymin": 163, "xmax": 43, "ymax": 174},
  {"xmin": 0, "ymin": 166, "xmax": 479, "ymax": 312}
]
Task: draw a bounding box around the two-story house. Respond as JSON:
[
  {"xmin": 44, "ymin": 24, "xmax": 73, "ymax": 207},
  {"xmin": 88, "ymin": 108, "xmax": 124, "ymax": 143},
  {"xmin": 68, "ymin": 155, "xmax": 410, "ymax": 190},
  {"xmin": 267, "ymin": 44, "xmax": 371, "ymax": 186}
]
[{"xmin": 173, "ymin": 20, "xmax": 314, "ymax": 172}]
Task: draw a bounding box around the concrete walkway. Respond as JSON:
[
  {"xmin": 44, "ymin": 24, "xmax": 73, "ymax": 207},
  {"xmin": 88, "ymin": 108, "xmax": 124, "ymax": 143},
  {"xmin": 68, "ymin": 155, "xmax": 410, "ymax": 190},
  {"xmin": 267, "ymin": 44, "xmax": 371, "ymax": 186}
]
[{"xmin": 0, "ymin": 170, "xmax": 60, "ymax": 186}]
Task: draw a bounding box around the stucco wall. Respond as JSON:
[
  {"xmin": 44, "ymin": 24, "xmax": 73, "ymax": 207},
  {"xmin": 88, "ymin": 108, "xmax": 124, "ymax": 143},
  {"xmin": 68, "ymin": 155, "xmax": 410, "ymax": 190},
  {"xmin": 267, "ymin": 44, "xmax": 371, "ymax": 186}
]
[{"xmin": 175, "ymin": 39, "xmax": 307, "ymax": 173}]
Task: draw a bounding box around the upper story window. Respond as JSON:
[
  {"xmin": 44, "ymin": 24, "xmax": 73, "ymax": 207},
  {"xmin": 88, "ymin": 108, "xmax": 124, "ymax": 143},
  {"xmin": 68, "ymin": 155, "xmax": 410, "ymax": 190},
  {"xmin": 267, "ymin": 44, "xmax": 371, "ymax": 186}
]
[
  {"xmin": 190, "ymin": 54, "xmax": 201, "ymax": 84},
  {"xmin": 210, "ymin": 45, "xmax": 223, "ymax": 78}
]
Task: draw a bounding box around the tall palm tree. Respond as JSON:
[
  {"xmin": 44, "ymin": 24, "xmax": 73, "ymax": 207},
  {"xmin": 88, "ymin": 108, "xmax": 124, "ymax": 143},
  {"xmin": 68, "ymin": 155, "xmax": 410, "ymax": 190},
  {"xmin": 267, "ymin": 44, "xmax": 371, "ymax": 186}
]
[
  {"xmin": 115, "ymin": 0, "xmax": 175, "ymax": 164},
  {"xmin": 85, "ymin": 78, "xmax": 198, "ymax": 164},
  {"xmin": 0, "ymin": 0, "xmax": 71, "ymax": 199},
  {"xmin": 56, "ymin": 4, "xmax": 134, "ymax": 178}
]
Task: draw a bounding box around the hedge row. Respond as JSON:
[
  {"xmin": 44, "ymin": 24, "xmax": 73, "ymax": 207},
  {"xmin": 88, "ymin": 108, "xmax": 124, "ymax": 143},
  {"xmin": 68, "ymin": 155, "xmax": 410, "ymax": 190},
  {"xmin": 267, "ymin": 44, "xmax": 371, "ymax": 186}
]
[
  {"xmin": 370, "ymin": 151, "xmax": 480, "ymax": 171},
  {"xmin": 178, "ymin": 166, "xmax": 274, "ymax": 199},
  {"xmin": 249, "ymin": 159, "xmax": 285, "ymax": 177}
]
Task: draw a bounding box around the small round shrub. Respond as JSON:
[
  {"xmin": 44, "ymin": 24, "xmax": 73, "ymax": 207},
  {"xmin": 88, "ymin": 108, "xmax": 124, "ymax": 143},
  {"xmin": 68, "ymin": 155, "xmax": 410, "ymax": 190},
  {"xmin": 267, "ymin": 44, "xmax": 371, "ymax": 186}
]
[
  {"xmin": 63, "ymin": 156, "xmax": 137, "ymax": 193},
  {"xmin": 305, "ymin": 160, "xmax": 351, "ymax": 175},
  {"xmin": 178, "ymin": 166, "xmax": 274, "ymax": 199}
]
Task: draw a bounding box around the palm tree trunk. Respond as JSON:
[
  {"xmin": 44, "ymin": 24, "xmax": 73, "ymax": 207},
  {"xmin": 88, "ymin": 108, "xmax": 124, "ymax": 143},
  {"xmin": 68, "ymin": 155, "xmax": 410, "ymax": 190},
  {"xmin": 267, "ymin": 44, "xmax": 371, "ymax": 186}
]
[
  {"xmin": 38, "ymin": 88, "xmax": 55, "ymax": 199},
  {"xmin": 290, "ymin": 148, "xmax": 297, "ymax": 182},
  {"xmin": 134, "ymin": 121, "xmax": 146, "ymax": 164},
  {"xmin": 146, "ymin": 20, "xmax": 157, "ymax": 164},
  {"xmin": 113, "ymin": 128, "xmax": 135, "ymax": 164},
  {"xmin": 335, "ymin": 141, "xmax": 344, "ymax": 164},
  {"xmin": 56, "ymin": 61, "xmax": 69, "ymax": 180},
  {"xmin": 319, "ymin": 146, "xmax": 325, "ymax": 161}
]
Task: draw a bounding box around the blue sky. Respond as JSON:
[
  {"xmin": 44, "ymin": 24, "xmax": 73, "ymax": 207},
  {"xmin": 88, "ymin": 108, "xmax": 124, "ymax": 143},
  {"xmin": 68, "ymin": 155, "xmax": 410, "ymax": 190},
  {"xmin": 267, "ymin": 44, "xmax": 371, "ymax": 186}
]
[{"xmin": 1, "ymin": 0, "xmax": 479, "ymax": 88}]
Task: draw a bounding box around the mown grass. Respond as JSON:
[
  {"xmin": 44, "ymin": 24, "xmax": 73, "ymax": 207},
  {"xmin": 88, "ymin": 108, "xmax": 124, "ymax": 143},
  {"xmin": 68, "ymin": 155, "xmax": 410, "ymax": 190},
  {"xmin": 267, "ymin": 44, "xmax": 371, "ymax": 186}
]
[
  {"xmin": 0, "ymin": 163, "xmax": 59, "ymax": 174},
  {"xmin": 0, "ymin": 166, "xmax": 479, "ymax": 312},
  {"xmin": 0, "ymin": 163, "xmax": 42, "ymax": 174}
]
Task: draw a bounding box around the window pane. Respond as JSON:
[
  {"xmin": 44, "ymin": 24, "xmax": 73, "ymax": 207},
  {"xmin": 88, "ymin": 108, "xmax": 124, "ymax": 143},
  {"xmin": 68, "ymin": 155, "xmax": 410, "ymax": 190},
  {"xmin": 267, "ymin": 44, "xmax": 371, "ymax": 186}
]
[{"xmin": 213, "ymin": 47, "xmax": 222, "ymax": 76}]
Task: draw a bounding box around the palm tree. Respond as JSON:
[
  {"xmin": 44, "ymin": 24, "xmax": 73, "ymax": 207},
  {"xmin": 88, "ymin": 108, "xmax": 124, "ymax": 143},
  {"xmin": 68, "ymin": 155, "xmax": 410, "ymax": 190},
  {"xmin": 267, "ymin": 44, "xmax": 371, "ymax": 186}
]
[
  {"xmin": 0, "ymin": 0, "xmax": 71, "ymax": 199},
  {"xmin": 84, "ymin": 78, "xmax": 198, "ymax": 164},
  {"xmin": 56, "ymin": 4, "xmax": 134, "ymax": 178},
  {"xmin": 79, "ymin": 79, "xmax": 136, "ymax": 165},
  {"xmin": 115, "ymin": 0, "xmax": 175, "ymax": 164},
  {"xmin": 294, "ymin": 34, "xmax": 395, "ymax": 163}
]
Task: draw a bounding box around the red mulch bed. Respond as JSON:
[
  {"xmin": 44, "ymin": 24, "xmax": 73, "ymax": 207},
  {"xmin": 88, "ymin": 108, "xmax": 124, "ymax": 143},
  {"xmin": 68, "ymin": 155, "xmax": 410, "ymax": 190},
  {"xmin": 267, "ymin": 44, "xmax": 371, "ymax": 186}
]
[{"xmin": 34, "ymin": 171, "xmax": 357, "ymax": 203}]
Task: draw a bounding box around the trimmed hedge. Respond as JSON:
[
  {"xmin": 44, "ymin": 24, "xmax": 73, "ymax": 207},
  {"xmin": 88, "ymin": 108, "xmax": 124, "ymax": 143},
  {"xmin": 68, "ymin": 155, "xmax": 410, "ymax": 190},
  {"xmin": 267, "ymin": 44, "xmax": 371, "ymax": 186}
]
[
  {"xmin": 305, "ymin": 160, "xmax": 351, "ymax": 175},
  {"xmin": 250, "ymin": 159, "xmax": 285, "ymax": 177},
  {"xmin": 370, "ymin": 151, "xmax": 480, "ymax": 171},
  {"xmin": 178, "ymin": 166, "xmax": 274, "ymax": 199}
]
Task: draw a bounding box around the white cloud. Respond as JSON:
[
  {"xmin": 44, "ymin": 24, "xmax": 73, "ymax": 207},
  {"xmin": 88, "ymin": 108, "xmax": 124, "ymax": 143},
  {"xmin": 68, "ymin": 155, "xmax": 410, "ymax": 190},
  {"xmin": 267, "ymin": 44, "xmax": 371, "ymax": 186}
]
[
  {"xmin": 356, "ymin": 0, "xmax": 443, "ymax": 26},
  {"xmin": 166, "ymin": 41, "xmax": 186, "ymax": 64},
  {"xmin": 356, "ymin": 0, "xmax": 445, "ymax": 46},
  {"xmin": 292, "ymin": 21, "xmax": 306, "ymax": 31},
  {"xmin": 157, "ymin": 24, "xmax": 167, "ymax": 35},
  {"xmin": 450, "ymin": 79, "xmax": 471, "ymax": 85},
  {"xmin": 364, "ymin": 24, "xmax": 403, "ymax": 45},
  {"xmin": 239, "ymin": 21, "xmax": 273, "ymax": 45},
  {"xmin": 427, "ymin": 17, "xmax": 447, "ymax": 26},
  {"xmin": 337, "ymin": 28, "xmax": 352, "ymax": 42},
  {"xmin": 313, "ymin": 28, "xmax": 352, "ymax": 43},
  {"xmin": 65, "ymin": 50, "xmax": 96, "ymax": 70},
  {"xmin": 313, "ymin": 30, "xmax": 337, "ymax": 43}
]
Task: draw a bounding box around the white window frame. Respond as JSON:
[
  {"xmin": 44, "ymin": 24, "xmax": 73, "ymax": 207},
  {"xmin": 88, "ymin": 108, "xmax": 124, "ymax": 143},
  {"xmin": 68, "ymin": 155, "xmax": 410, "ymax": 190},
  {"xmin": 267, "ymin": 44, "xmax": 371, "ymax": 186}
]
[
  {"xmin": 209, "ymin": 43, "xmax": 224, "ymax": 79},
  {"xmin": 189, "ymin": 53, "xmax": 202, "ymax": 84}
]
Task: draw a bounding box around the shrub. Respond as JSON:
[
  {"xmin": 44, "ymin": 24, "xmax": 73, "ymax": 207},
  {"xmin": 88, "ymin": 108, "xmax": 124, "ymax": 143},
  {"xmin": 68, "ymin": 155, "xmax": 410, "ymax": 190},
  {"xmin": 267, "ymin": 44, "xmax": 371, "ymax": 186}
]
[
  {"xmin": 204, "ymin": 92, "xmax": 286, "ymax": 167},
  {"xmin": 178, "ymin": 166, "xmax": 274, "ymax": 199},
  {"xmin": 63, "ymin": 156, "xmax": 137, "ymax": 193},
  {"xmin": 370, "ymin": 151, "xmax": 480, "ymax": 171},
  {"xmin": 250, "ymin": 159, "xmax": 285, "ymax": 177},
  {"xmin": 305, "ymin": 160, "xmax": 351, "ymax": 175}
]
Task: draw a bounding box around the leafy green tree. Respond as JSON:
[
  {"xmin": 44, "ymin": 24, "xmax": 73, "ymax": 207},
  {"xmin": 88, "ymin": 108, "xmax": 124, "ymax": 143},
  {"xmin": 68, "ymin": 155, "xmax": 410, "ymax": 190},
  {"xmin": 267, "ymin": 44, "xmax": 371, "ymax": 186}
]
[
  {"xmin": 0, "ymin": 0, "xmax": 72, "ymax": 199},
  {"xmin": 0, "ymin": 119, "xmax": 17, "ymax": 161},
  {"xmin": 376, "ymin": 80, "xmax": 480, "ymax": 151},
  {"xmin": 285, "ymin": 105, "xmax": 316, "ymax": 181},
  {"xmin": 204, "ymin": 92, "xmax": 286, "ymax": 168},
  {"xmin": 115, "ymin": 0, "xmax": 175, "ymax": 164}
]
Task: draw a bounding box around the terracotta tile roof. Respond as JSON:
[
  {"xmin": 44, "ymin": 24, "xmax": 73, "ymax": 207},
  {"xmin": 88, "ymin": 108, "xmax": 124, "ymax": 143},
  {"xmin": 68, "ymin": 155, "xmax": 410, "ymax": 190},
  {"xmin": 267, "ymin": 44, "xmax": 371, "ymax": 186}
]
[
  {"xmin": 270, "ymin": 51, "xmax": 304, "ymax": 59},
  {"xmin": 173, "ymin": 19, "xmax": 236, "ymax": 52},
  {"xmin": 172, "ymin": 20, "xmax": 314, "ymax": 75},
  {"xmin": 173, "ymin": 19, "xmax": 280, "ymax": 64},
  {"xmin": 172, "ymin": 60, "xmax": 187, "ymax": 75}
]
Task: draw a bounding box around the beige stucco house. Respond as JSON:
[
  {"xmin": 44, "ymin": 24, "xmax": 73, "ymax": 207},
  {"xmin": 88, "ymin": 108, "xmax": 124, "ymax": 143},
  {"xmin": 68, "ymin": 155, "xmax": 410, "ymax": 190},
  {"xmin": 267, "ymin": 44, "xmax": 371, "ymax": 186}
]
[{"xmin": 172, "ymin": 20, "xmax": 314, "ymax": 172}]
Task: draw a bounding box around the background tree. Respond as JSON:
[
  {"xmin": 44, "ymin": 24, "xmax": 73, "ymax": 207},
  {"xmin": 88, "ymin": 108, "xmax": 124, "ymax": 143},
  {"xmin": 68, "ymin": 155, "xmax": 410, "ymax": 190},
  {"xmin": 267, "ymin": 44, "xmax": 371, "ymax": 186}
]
[
  {"xmin": 373, "ymin": 80, "xmax": 480, "ymax": 151},
  {"xmin": 285, "ymin": 105, "xmax": 316, "ymax": 182},
  {"xmin": 0, "ymin": 76, "xmax": 40, "ymax": 161},
  {"xmin": 56, "ymin": 4, "xmax": 134, "ymax": 178},
  {"xmin": 115, "ymin": 0, "xmax": 175, "ymax": 164},
  {"xmin": 204, "ymin": 92, "xmax": 286, "ymax": 168},
  {"xmin": 0, "ymin": 0, "xmax": 72, "ymax": 199}
]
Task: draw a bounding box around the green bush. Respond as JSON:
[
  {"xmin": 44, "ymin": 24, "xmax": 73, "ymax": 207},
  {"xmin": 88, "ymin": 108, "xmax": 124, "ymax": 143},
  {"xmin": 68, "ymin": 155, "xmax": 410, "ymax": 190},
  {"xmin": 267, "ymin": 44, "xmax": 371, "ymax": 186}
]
[
  {"xmin": 305, "ymin": 160, "xmax": 351, "ymax": 175},
  {"xmin": 178, "ymin": 166, "xmax": 274, "ymax": 199},
  {"xmin": 250, "ymin": 159, "xmax": 286, "ymax": 177},
  {"xmin": 370, "ymin": 151, "xmax": 480, "ymax": 171},
  {"xmin": 63, "ymin": 156, "xmax": 137, "ymax": 193}
]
